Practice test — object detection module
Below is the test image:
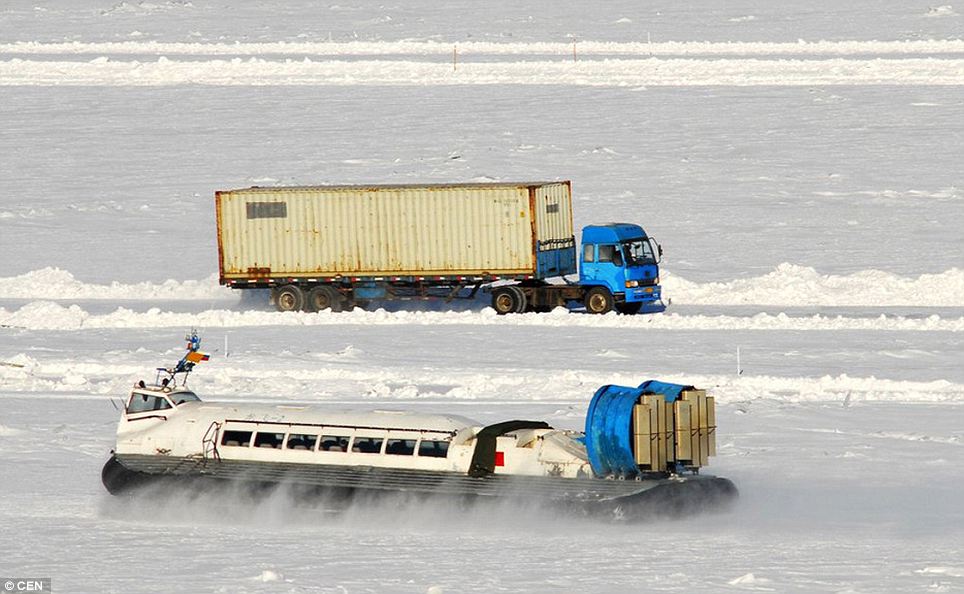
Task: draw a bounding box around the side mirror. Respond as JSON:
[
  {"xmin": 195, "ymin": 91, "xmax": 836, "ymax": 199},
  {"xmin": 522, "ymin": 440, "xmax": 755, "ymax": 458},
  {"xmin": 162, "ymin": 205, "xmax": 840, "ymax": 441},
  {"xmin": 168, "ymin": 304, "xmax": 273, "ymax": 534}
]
[
  {"xmin": 613, "ymin": 250, "xmax": 624, "ymax": 267},
  {"xmin": 649, "ymin": 238, "xmax": 663, "ymax": 264}
]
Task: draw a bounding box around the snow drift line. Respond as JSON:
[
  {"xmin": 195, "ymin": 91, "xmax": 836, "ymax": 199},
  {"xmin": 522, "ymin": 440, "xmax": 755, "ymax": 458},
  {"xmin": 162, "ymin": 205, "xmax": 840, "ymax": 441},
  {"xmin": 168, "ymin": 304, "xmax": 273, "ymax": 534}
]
[
  {"xmin": 4, "ymin": 39, "xmax": 964, "ymax": 57},
  {"xmin": 0, "ymin": 268, "xmax": 233, "ymax": 300},
  {"xmin": 663, "ymin": 264, "xmax": 964, "ymax": 307},
  {"xmin": 1, "ymin": 301, "xmax": 961, "ymax": 332},
  {"xmin": 2, "ymin": 353, "xmax": 962, "ymax": 404},
  {"xmin": 2, "ymin": 57, "xmax": 963, "ymax": 86},
  {"xmin": 2, "ymin": 266, "xmax": 962, "ymax": 307}
]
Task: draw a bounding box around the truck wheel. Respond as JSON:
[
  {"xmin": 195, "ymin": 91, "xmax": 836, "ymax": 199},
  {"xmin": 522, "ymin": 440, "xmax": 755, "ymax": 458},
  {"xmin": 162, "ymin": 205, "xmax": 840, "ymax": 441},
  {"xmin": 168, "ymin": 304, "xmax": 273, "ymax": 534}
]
[
  {"xmin": 276, "ymin": 285, "xmax": 305, "ymax": 312},
  {"xmin": 584, "ymin": 287, "xmax": 614, "ymax": 314},
  {"xmin": 307, "ymin": 286, "xmax": 344, "ymax": 312},
  {"xmin": 616, "ymin": 302, "xmax": 643, "ymax": 315},
  {"xmin": 507, "ymin": 286, "xmax": 528, "ymax": 313},
  {"xmin": 492, "ymin": 287, "xmax": 525, "ymax": 315}
]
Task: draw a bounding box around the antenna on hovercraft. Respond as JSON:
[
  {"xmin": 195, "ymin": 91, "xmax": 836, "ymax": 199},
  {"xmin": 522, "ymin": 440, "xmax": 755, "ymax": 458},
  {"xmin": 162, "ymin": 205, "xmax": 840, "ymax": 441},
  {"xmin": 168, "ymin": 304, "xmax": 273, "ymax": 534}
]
[{"xmin": 154, "ymin": 328, "xmax": 210, "ymax": 389}]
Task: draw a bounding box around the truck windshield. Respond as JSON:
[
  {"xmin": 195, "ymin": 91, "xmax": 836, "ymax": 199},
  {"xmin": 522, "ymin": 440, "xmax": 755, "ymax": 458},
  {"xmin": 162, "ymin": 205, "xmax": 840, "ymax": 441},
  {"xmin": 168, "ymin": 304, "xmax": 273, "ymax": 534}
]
[{"xmin": 622, "ymin": 240, "xmax": 656, "ymax": 266}]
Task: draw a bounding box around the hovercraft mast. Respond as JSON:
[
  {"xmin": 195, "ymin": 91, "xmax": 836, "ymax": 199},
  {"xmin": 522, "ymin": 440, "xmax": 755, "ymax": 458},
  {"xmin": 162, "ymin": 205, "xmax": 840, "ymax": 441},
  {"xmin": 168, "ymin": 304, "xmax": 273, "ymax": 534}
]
[{"xmin": 152, "ymin": 329, "xmax": 210, "ymax": 389}]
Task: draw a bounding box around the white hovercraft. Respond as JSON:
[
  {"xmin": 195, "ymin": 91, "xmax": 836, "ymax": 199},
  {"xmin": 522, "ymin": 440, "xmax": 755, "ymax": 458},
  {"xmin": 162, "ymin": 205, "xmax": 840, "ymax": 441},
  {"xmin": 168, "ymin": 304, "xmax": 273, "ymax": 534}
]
[{"xmin": 103, "ymin": 333, "xmax": 737, "ymax": 519}]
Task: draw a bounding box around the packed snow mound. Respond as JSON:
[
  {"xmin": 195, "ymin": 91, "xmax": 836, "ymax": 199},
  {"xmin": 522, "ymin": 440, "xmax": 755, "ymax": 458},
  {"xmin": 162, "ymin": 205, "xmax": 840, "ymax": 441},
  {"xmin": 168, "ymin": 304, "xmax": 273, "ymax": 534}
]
[
  {"xmin": 0, "ymin": 268, "xmax": 234, "ymax": 300},
  {"xmin": 728, "ymin": 573, "xmax": 771, "ymax": 586},
  {"xmin": 665, "ymin": 264, "xmax": 964, "ymax": 307},
  {"xmin": 0, "ymin": 424, "xmax": 23, "ymax": 437},
  {"xmin": 925, "ymin": 5, "xmax": 958, "ymax": 17}
]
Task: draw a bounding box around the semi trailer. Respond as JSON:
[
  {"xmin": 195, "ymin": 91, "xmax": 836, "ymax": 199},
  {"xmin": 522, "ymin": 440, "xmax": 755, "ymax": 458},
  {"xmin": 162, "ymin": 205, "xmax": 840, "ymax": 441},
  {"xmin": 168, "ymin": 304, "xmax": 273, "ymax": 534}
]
[{"xmin": 215, "ymin": 181, "xmax": 665, "ymax": 315}]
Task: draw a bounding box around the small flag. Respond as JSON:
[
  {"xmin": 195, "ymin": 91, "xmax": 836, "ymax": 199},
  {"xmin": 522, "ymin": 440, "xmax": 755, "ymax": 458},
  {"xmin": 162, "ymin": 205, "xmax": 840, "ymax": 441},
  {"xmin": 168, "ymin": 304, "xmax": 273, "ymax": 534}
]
[{"xmin": 185, "ymin": 351, "xmax": 210, "ymax": 363}]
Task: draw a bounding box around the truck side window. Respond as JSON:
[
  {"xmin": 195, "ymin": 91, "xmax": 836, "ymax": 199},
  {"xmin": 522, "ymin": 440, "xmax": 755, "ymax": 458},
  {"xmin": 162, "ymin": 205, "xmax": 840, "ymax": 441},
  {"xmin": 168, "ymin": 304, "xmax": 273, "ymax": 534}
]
[
  {"xmin": 583, "ymin": 244, "xmax": 595, "ymax": 262},
  {"xmin": 598, "ymin": 245, "xmax": 624, "ymax": 266}
]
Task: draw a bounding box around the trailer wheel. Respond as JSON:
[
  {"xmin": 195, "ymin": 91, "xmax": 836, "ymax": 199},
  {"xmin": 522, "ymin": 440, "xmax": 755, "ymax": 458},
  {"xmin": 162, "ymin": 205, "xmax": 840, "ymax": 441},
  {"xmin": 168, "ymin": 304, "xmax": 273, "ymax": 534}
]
[
  {"xmin": 491, "ymin": 287, "xmax": 525, "ymax": 315},
  {"xmin": 616, "ymin": 302, "xmax": 643, "ymax": 315},
  {"xmin": 584, "ymin": 287, "xmax": 614, "ymax": 314},
  {"xmin": 307, "ymin": 286, "xmax": 344, "ymax": 312},
  {"xmin": 507, "ymin": 286, "xmax": 528, "ymax": 313},
  {"xmin": 276, "ymin": 285, "xmax": 305, "ymax": 312}
]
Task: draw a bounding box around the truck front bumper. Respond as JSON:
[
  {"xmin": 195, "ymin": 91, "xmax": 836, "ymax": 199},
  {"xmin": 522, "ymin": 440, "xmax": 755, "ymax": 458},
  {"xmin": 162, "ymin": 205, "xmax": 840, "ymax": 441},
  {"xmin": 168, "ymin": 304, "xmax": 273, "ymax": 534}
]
[{"xmin": 623, "ymin": 286, "xmax": 665, "ymax": 313}]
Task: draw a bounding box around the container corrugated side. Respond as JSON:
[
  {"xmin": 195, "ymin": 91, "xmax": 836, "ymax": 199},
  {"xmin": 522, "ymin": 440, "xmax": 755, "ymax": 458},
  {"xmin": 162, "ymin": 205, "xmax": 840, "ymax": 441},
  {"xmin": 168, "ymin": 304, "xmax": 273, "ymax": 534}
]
[
  {"xmin": 216, "ymin": 183, "xmax": 571, "ymax": 279},
  {"xmin": 532, "ymin": 182, "xmax": 574, "ymax": 247}
]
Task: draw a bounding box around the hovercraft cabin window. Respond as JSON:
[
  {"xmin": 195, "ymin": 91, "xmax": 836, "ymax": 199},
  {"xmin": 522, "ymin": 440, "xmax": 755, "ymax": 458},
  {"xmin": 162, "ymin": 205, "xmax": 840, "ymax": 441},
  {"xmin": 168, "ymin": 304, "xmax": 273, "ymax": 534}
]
[
  {"xmin": 320, "ymin": 434, "xmax": 351, "ymax": 452},
  {"xmin": 352, "ymin": 437, "xmax": 384, "ymax": 454},
  {"xmin": 254, "ymin": 432, "xmax": 286, "ymax": 449},
  {"xmin": 246, "ymin": 201, "xmax": 287, "ymax": 219},
  {"xmin": 418, "ymin": 440, "xmax": 449, "ymax": 458},
  {"xmin": 286, "ymin": 433, "xmax": 318, "ymax": 451},
  {"xmin": 385, "ymin": 439, "xmax": 416, "ymax": 456},
  {"xmin": 127, "ymin": 394, "xmax": 172, "ymax": 414},
  {"xmin": 221, "ymin": 430, "xmax": 252, "ymax": 447}
]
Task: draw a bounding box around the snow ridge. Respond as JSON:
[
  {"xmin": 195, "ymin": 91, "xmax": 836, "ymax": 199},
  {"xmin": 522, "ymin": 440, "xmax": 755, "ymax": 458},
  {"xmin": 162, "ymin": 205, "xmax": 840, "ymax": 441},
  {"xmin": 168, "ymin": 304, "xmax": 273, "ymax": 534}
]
[
  {"xmin": 664, "ymin": 264, "xmax": 964, "ymax": 307},
  {"xmin": 1, "ymin": 301, "xmax": 961, "ymax": 332},
  {"xmin": 2, "ymin": 266, "xmax": 962, "ymax": 307},
  {"xmin": 0, "ymin": 268, "xmax": 232, "ymax": 300},
  {"xmin": 2, "ymin": 352, "xmax": 962, "ymax": 404},
  {"xmin": 3, "ymin": 56, "xmax": 963, "ymax": 86},
  {"xmin": 4, "ymin": 39, "xmax": 964, "ymax": 57}
]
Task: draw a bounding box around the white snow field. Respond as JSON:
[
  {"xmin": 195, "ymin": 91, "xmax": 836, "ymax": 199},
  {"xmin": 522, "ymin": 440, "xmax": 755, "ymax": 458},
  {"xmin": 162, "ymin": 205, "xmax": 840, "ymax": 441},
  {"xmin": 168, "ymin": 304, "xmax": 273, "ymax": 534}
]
[{"xmin": 2, "ymin": 1, "xmax": 963, "ymax": 592}]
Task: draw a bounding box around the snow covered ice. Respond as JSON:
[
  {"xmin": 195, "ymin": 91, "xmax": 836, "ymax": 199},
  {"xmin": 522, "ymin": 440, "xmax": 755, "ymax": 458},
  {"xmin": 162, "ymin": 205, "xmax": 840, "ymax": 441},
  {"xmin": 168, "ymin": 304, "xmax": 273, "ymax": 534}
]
[{"xmin": 1, "ymin": 1, "xmax": 963, "ymax": 592}]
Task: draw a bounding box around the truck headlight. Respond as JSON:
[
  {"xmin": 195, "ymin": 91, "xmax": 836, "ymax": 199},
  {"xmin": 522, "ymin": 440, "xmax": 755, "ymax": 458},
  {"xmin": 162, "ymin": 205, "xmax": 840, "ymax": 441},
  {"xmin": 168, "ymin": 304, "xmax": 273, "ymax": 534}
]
[{"xmin": 625, "ymin": 280, "xmax": 639, "ymax": 288}]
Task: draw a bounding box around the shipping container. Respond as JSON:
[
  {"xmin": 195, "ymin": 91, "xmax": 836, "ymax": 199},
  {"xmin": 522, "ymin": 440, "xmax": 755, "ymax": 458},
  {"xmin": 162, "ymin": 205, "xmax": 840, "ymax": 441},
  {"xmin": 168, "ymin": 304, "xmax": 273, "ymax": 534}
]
[{"xmin": 216, "ymin": 181, "xmax": 575, "ymax": 281}]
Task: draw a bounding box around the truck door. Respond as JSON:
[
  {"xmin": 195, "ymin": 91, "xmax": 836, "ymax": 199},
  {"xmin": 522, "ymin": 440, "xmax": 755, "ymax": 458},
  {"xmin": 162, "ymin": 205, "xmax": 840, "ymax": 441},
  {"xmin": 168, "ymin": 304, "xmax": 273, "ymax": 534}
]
[
  {"xmin": 581, "ymin": 243, "xmax": 599, "ymax": 281},
  {"xmin": 594, "ymin": 244, "xmax": 625, "ymax": 293}
]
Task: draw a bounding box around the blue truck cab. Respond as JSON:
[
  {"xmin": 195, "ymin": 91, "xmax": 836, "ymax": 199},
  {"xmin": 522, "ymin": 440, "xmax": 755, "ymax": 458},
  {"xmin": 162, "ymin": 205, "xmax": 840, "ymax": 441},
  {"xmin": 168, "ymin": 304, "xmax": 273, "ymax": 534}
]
[{"xmin": 578, "ymin": 224, "xmax": 665, "ymax": 314}]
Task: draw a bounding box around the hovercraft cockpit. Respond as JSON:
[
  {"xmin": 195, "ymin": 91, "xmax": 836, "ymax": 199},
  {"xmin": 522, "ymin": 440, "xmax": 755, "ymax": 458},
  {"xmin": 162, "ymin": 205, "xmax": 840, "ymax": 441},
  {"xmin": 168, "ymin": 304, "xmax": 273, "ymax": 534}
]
[
  {"xmin": 123, "ymin": 329, "xmax": 208, "ymax": 416},
  {"xmin": 125, "ymin": 384, "xmax": 201, "ymax": 414}
]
